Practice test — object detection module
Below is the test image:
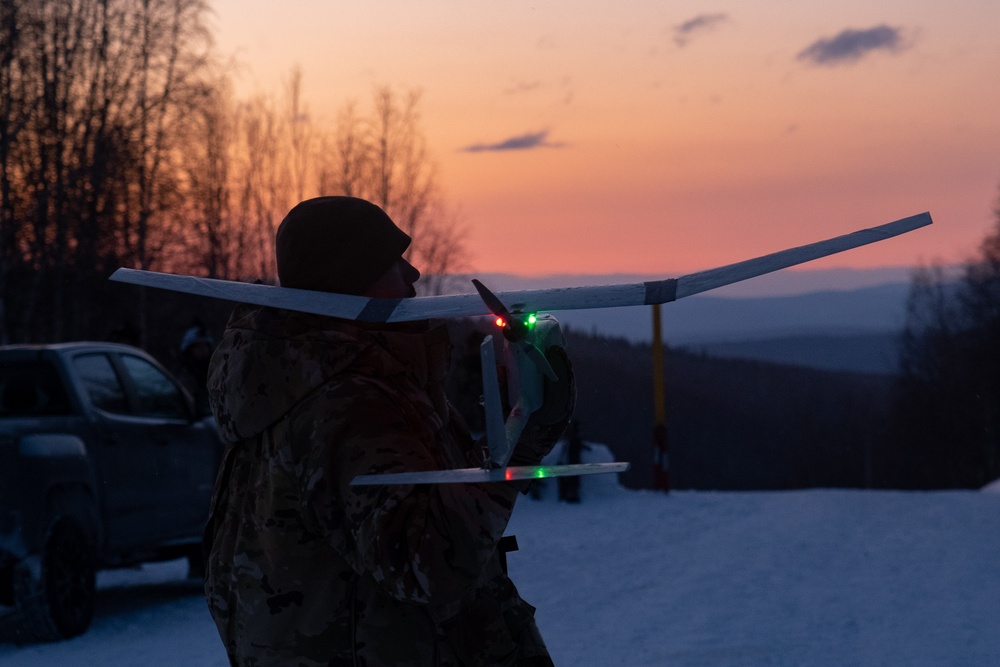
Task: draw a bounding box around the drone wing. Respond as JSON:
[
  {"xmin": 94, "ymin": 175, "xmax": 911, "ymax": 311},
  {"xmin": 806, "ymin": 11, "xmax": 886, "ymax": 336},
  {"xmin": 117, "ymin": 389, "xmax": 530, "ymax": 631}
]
[{"xmin": 110, "ymin": 212, "xmax": 931, "ymax": 321}]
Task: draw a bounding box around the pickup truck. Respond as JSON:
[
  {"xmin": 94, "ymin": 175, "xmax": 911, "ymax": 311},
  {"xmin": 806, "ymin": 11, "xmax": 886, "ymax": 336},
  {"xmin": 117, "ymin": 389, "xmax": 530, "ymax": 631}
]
[{"xmin": 0, "ymin": 342, "xmax": 222, "ymax": 642}]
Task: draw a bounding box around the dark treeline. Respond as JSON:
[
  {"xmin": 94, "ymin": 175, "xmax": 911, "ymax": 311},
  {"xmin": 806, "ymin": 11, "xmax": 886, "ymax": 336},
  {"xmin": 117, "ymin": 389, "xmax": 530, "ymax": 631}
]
[
  {"xmin": 1, "ymin": 0, "xmax": 217, "ymax": 343},
  {"xmin": 1, "ymin": 0, "xmax": 464, "ymax": 346},
  {"xmin": 884, "ymin": 200, "xmax": 1000, "ymax": 489},
  {"xmin": 444, "ymin": 318, "xmax": 994, "ymax": 491}
]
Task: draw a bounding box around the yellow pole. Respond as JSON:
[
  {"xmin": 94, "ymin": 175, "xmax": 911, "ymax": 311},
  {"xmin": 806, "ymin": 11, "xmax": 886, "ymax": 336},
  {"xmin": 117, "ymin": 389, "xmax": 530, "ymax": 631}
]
[{"xmin": 651, "ymin": 304, "xmax": 669, "ymax": 491}]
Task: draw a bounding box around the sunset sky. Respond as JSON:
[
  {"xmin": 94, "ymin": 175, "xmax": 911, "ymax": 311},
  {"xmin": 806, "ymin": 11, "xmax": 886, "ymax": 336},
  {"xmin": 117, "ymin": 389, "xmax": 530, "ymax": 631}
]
[{"xmin": 209, "ymin": 1, "xmax": 1000, "ymax": 277}]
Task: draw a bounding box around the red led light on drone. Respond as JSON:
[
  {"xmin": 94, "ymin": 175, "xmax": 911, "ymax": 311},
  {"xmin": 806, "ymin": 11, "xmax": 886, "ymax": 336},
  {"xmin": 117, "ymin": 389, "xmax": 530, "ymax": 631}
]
[{"xmin": 493, "ymin": 314, "xmax": 537, "ymax": 329}]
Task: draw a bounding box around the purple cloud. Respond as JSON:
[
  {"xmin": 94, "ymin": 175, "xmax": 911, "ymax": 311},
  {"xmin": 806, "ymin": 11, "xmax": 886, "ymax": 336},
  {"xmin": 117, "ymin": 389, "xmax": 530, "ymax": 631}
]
[
  {"xmin": 461, "ymin": 130, "xmax": 565, "ymax": 153},
  {"xmin": 674, "ymin": 13, "xmax": 729, "ymax": 47},
  {"xmin": 797, "ymin": 25, "xmax": 907, "ymax": 65}
]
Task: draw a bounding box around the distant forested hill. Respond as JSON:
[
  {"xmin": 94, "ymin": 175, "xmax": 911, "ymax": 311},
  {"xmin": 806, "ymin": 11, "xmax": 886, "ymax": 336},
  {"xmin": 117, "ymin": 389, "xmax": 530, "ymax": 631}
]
[
  {"xmin": 445, "ymin": 322, "xmax": 897, "ymax": 491},
  {"xmin": 685, "ymin": 332, "xmax": 903, "ymax": 375}
]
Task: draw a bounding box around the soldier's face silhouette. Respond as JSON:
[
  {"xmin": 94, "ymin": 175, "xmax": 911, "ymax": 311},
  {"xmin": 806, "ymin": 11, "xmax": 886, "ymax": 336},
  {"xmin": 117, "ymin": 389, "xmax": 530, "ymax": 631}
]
[{"xmin": 364, "ymin": 257, "xmax": 420, "ymax": 299}]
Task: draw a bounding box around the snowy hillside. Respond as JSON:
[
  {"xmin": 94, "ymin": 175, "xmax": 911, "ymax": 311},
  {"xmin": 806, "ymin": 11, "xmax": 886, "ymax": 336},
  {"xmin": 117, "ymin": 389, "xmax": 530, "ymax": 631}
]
[{"xmin": 2, "ymin": 444, "xmax": 997, "ymax": 666}]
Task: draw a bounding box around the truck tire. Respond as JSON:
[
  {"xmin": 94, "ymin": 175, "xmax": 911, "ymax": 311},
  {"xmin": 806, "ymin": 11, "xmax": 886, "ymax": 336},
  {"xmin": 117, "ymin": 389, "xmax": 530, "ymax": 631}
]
[
  {"xmin": 11, "ymin": 517, "xmax": 96, "ymax": 642},
  {"xmin": 186, "ymin": 543, "xmax": 206, "ymax": 580}
]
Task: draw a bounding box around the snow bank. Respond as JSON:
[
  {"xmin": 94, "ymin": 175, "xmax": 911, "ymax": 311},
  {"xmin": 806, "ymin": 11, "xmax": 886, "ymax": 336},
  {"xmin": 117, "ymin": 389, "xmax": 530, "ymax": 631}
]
[
  {"xmin": 2, "ymin": 447, "xmax": 998, "ymax": 666},
  {"xmin": 509, "ymin": 487, "xmax": 1000, "ymax": 666}
]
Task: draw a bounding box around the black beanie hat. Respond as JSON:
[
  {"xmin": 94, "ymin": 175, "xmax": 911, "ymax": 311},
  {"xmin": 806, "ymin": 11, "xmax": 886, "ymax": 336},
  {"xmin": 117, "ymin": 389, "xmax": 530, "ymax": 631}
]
[{"xmin": 275, "ymin": 196, "xmax": 411, "ymax": 295}]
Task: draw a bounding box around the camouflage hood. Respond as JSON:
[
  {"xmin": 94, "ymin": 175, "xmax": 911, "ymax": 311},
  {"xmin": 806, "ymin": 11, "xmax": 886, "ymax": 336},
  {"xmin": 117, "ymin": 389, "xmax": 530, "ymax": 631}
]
[{"xmin": 207, "ymin": 304, "xmax": 450, "ymax": 443}]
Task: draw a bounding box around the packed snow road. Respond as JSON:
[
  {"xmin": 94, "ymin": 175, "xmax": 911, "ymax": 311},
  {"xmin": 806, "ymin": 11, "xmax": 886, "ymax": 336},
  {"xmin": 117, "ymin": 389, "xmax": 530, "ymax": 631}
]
[{"xmin": 1, "ymin": 472, "xmax": 998, "ymax": 666}]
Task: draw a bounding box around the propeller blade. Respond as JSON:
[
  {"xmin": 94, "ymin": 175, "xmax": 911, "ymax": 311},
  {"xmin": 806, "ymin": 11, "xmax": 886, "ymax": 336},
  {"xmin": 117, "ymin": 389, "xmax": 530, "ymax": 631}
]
[
  {"xmin": 473, "ymin": 278, "xmax": 557, "ymax": 380},
  {"xmin": 520, "ymin": 340, "xmax": 558, "ymax": 381},
  {"xmin": 472, "ymin": 278, "xmax": 513, "ymax": 319}
]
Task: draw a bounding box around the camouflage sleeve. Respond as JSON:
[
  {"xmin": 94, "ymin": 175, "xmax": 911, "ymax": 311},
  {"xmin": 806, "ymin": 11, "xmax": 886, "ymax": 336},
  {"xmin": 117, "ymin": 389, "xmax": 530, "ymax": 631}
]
[{"xmin": 293, "ymin": 378, "xmax": 520, "ymax": 607}]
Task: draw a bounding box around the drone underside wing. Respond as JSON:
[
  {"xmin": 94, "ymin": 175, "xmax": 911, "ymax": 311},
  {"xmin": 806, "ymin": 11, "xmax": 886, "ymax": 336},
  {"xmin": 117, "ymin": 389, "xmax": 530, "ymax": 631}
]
[{"xmin": 349, "ymin": 462, "xmax": 631, "ymax": 486}]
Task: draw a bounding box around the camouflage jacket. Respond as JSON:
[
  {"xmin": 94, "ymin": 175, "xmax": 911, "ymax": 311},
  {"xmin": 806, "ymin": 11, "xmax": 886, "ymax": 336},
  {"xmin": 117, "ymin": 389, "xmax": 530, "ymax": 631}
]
[{"xmin": 204, "ymin": 304, "xmax": 550, "ymax": 666}]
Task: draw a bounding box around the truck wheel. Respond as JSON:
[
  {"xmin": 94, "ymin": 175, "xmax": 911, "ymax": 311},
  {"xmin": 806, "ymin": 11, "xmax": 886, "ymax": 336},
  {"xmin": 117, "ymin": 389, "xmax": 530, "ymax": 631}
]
[
  {"xmin": 12, "ymin": 517, "xmax": 96, "ymax": 642},
  {"xmin": 44, "ymin": 518, "xmax": 96, "ymax": 637},
  {"xmin": 186, "ymin": 543, "xmax": 206, "ymax": 580}
]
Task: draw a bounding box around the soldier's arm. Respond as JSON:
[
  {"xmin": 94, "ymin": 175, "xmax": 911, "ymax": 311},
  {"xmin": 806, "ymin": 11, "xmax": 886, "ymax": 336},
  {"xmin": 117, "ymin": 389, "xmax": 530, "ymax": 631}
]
[{"xmin": 298, "ymin": 386, "xmax": 520, "ymax": 605}]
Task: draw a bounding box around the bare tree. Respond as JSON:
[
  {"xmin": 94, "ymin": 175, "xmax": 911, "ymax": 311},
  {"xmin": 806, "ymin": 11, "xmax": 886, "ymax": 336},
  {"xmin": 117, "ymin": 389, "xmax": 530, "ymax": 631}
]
[
  {"xmin": 232, "ymin": 93, "xmax": 293, "ymax": 280},
  {"xmin": 285, "ymin": 66, "xmax": 311, "ymax": 204},
  {"xmin": 891, "ymin": 192, "xmax": 1000, "ymax": 487},
  {"xmin": 325, "ymin": 86, "xmax": 468, "ymax": 292},
  {"xmin": 0, "ymin": 0, "xmax": 214, "ymax": 343},
  {"xmin": 0, "ymin": 0, "xmax": 29, "ymax": 342},
  {"xmin": 170, "ymin": 77, "xmax": 234, "ymax": 279},
  {"xmin": 324, "ymin": 100, "xmax": 367, "ymax": 198},
  {"xmin": 217, "ymin": 78, "xmax": 467, "ymax": 289}
]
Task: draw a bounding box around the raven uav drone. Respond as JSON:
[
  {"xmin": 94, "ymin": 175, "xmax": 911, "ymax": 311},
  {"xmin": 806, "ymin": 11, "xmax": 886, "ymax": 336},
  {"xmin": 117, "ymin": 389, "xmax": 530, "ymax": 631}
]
[{"xmin": 111, "ymin": 212, "xmax": 932, "ymax": 485}]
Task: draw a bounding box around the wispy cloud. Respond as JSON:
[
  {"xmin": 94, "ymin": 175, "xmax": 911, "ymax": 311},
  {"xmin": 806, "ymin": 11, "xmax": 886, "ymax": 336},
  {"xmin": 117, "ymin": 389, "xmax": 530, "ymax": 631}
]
[
  {"xmin": 503, "ymin": 80, "xmax": 543, "ymax": 95},
  {"xmin": 797, "ymin": 25, "xmax": 907, "ymax": 66},
  {"xmin": 673, "ymin": 13, "xmax": 729, "ymax": 47},
  {"xmin": 502, "ymin": 77, "xmax": 575, "ymax": 107},
  {"xmin": 461, "ymin": 130, "xmax": 565, "ymax": 153}
]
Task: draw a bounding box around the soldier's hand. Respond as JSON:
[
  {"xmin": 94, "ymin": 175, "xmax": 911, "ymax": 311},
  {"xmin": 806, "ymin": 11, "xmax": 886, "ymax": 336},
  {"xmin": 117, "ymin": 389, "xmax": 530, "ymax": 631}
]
[{"xmin": 509, "ymin": 345, "xmax": 575, "ymax": 466}]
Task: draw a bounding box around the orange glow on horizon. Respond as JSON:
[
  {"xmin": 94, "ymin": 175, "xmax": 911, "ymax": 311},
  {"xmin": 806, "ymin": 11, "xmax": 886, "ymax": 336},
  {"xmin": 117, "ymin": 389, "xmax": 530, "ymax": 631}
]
[{"xmin": 210, "ymin": 0, "xmax": 1000, "ymax": 277}]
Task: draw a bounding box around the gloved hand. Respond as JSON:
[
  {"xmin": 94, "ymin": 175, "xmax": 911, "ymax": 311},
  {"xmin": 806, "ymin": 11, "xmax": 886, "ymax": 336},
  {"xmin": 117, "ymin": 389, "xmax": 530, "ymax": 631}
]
[{"xmin": 508, "ymin": 345, "xmax": 576, "ymax": 466}]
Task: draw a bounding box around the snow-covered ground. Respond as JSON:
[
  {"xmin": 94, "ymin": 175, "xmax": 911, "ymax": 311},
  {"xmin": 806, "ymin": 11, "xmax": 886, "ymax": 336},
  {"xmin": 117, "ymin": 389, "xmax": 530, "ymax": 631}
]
[{"xmin": 2, "ymin": 445, "xmax": 998, "ymax": 666}]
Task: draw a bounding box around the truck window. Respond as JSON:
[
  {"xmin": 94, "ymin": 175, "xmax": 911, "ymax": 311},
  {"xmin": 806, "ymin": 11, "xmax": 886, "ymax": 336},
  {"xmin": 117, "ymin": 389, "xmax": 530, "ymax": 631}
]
[
  {"xmin": 0, "ymin": 359, "xmax": 72, "ymax": 416},
  {"xmin": 120, "ymin": 354, "xmax": 189, "ymax": 420},
  {"xmin": 73, "ymin": 353, "xmax": 130, "ymax": 414}
]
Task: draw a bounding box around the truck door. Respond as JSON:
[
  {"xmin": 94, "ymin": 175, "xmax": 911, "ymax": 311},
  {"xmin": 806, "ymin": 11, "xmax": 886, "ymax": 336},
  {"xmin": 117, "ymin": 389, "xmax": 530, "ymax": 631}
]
[
  {"xmin": 116, "ymin": 353, "xmax": 218, "ymax": 541},
  {"xmin": 71, "ymin": 352, "xmax": 164, "ymax": 550}
]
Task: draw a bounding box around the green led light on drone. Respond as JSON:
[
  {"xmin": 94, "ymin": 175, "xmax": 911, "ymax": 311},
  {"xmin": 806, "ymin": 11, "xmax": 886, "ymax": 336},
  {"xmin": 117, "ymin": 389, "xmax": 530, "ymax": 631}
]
[{"xmin": 527, "ymin": 314, "xmax": 537, "ymax": 325}]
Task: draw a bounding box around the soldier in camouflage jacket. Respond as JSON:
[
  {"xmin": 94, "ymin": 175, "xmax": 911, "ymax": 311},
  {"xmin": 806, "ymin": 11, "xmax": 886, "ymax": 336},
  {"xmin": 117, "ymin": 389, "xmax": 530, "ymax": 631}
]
[{"xmin": 203, "ymin": 197, "xmax": 571, "ymax": 666}]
